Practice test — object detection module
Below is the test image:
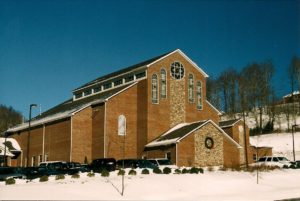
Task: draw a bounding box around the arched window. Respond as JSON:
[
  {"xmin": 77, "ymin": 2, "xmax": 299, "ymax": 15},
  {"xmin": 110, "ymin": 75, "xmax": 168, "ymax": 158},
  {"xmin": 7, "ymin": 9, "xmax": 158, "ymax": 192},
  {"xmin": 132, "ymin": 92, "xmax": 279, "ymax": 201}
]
[
  {"xmin": 118, "ymin": 115, "xmax": 126, "ymax": 136},
  {"xmin": 196, "ymin": 81, "xmax": 203, "ymax": 110},
  {"xmin": 188, "ymin": 74, "xmax": 194, "ymax": 103},
  {"xmin": 152, "ymin": 74, "xmax": 158, "ymax": 103},
  {"xmin": 160, "ymin": 69, "xmax": 167, "ymax": 99}
]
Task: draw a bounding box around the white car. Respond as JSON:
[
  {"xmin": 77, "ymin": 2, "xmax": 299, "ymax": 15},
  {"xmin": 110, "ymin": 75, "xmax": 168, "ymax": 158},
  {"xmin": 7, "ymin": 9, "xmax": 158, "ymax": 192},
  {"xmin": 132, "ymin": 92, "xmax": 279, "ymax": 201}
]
[
  {"xmin": 147, "ymin": 158, "xmax": 177, "ymax": 169},
  {"xmin": 256, "ymin": 156, "xmax": 292, "ymax": 168}
]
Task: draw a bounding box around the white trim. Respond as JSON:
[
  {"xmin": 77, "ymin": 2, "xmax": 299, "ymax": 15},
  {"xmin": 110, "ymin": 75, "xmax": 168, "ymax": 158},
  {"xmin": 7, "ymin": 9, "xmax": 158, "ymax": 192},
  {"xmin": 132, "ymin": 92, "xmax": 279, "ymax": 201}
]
[
  {"xmin": 178, "ymin": 120, "xmax": 242, "ymax": 148},
  {"xmin": 146, "ymin": 49, "xmax": 209, "ymax": 78},
  {"xmin": 105, "ymin": 82, "xmax": 139, "ymax": 101},
  {"xmin": 73, "ymin": 67, "xmax": 147, "ymax": 93},
  {"xmin": 206, "ymin": 100, "xmax": 222, "ymax": 115}
]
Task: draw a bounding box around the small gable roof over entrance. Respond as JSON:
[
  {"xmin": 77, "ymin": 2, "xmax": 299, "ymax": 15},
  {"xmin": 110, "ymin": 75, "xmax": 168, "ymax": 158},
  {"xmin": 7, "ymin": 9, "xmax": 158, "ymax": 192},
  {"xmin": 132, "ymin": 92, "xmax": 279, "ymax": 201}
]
[
  {"xmin": 145, "ymin": 120, "xmax": 241, "ymax": 150},
  {"xmin": 219, "ymin": 119, "xmax": 242, "ymax": 128}
]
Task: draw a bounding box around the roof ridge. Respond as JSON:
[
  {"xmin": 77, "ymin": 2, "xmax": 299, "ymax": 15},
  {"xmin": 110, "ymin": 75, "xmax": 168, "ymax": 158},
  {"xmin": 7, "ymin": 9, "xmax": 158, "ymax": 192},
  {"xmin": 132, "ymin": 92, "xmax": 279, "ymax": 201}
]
[{"xmin": 73, "ymin": 49, "xmax": 176, "ymax": 91}]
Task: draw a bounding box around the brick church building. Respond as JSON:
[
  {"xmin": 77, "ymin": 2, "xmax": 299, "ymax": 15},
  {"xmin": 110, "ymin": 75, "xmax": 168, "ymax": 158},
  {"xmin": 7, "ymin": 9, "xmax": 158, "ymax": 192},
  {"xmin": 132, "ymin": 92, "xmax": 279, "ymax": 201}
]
[{"xmin": 6, "ymin": 49, "xmax": 253, "ymax": 167}]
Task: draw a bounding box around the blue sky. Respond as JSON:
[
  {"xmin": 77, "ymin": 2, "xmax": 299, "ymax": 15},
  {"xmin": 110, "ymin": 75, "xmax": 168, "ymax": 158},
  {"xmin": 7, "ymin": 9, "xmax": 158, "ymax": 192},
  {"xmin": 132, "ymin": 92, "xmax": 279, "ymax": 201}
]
[{"xmin": 0, "ymin": 0, "xmax": 299, "ymax": 118}]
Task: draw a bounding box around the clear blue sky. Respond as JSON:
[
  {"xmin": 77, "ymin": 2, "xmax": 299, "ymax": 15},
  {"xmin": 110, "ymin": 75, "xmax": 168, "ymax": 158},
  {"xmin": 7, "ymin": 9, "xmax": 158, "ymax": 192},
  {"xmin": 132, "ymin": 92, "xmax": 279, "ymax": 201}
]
[{"xmin": 0, "ymin": 0, "xmax": 299, "ymax": 118}]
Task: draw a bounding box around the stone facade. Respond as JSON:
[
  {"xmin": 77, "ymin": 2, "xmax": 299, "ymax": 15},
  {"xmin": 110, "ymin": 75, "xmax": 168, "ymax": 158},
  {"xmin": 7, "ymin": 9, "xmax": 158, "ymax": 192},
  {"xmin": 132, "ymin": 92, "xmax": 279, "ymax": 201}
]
[
  {"xmin": 194, "ymin": 123, "xmax": 224, "ymax": 167},
  {"xmin": 170, "ymin": 78, "xmax": 186, "ymax": 127}
]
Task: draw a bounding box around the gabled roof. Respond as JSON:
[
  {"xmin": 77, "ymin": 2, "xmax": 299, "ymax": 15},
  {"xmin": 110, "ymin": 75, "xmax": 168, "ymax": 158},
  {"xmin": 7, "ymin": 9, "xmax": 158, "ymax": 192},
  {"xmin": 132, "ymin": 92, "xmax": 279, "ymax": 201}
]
[
  {"xmin": 145, "ymin": 120, "xmax": 242, "ymax": 149},
  {"xmin": 74, "ymin": 49, "xmax": 209, "ymax": 92},
  {"xmin": 219, "ymin": 119, "xmax": 242, "ymax": 128},
  {"xmin": 7, "ymin": 83, "xmax": 137, "ymax": 134}
]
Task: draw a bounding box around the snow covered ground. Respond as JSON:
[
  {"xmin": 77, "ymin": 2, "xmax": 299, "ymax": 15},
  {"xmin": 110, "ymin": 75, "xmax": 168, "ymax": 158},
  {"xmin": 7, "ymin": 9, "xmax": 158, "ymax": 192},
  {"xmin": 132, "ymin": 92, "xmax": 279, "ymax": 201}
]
[
  {"xmin": 250, "ymin": 132, "xmax": 300, "ymax": 161},
  {"xmin": 1, "ymin": 169, "xmax": 300, "ymax": 200}
]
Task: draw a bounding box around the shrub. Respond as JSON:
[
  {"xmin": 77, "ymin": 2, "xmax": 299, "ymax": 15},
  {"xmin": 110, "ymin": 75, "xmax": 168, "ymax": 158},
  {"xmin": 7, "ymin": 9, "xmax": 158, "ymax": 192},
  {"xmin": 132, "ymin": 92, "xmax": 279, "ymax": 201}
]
[
  {"xmin": 163, "ymin": 167, "xmax": 172, "ymax": 174},
  {"xmin": 117, "ymin": 169, "xmax": 125, "ymax": 176},
  {"xmin": 71, "ymin": 174, "xmax": 80, "ymax": 179},
  {"xmin": 181, "ymin": 168, "xmax": 190, "ymax": 174},
  {"xmin": 87, "ymin": 172, "xmax": 95, "ymax": 177},
  {"xmin": 207, "ymin": 166, "xmax": 214, "ymax": 172},
  {"xmin": 190, "ymin": 167, "xmax": 200, "ymax": 174},
  {"xmin": 128, "ymin": 169, "xmax": 137, "ymax": 176},
  {"xmin": 101, "ymin": 169, "xmax": 109, "ymax": 177},
  {"xmin": 141, "ymin": 169, "xmax": 150, "ymax": 174},
  {"xmin": 174, "ymin": 169, "xmax": 181, "ymax": 174},
  {"xmin": 153, "ymin": 167, "xmax": 162, "ymax": 174},
  {"xmin": 5, "ymin": 178, "xmax": 16, "ymax": 185},
  {"xmin": 55, "ymin": 174, "xmax": 65, "ymax": 180},
  {"xmin": 39, "ymin": 175, "xmax": 49, "ymax": 182}
]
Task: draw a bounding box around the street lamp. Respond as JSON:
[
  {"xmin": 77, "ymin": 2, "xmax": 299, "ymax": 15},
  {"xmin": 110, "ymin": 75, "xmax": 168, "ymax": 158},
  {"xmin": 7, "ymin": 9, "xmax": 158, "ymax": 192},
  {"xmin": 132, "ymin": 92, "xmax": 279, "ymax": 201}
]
[{"xmin": 26, "ymin": 104, "xmax": 37, "ymax": 167}]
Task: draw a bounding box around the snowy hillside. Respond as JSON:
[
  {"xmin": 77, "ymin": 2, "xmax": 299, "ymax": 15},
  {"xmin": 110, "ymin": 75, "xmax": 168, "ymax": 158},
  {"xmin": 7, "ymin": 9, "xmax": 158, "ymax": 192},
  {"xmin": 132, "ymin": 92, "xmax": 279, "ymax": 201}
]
[{"xmin": 250, "ymin": 132, "xmax": 300, "ymax": 161}]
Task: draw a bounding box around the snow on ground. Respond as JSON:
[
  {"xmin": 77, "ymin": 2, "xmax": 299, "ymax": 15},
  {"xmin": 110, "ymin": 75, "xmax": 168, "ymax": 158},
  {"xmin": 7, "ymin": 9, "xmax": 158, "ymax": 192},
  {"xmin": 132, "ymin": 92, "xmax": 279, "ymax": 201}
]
[
  {"xmin": 250, "ymin": 132, "xmax": 300, "ymax": 161},
  {"xmin": 1, "ymin": 169, "xmax": 300, "ymax": 200}
]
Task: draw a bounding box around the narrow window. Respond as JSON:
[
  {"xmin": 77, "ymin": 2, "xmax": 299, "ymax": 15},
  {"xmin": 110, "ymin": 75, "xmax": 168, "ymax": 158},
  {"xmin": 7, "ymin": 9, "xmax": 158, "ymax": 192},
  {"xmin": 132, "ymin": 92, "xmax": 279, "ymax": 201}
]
[
  {"xmin": 135, "ymin": 71, "xmax": 146, "ymax": 79},
  {"xmin": 118, "ymin": 115, "xmax": 126, "ymax": 136},
  {"xmin": 160, "ymin": 69, "xmax": 167, "ymax": 99},
  {"xmin": 196, "ymin": 81, "xmax": 203, "ymax": 110},
  {"xmin": 188, "ymin": 74, "xmax": 194, "ymax": 103},
  {"xmin": 103, "ymin": 82, "xmax": 112, "ymax": 90},
  {"xmin": 114, "ymin": 79, "xmax": 123, "ymax": 86},
  {"xmin": 152, "ymin": 74, "xmax": 158, "ymax": 104}
]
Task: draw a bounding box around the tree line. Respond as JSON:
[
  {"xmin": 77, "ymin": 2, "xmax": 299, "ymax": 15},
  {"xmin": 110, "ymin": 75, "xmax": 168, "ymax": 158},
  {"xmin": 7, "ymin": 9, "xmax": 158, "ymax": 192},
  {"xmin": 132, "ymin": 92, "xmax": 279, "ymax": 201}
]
[
  {"xmin": 207, "ymin": 56, "xmax": 300, "ymax": 134},
  {"xmin": 0, "ymin": 104, "xmax": 23, "ymax": 134}
]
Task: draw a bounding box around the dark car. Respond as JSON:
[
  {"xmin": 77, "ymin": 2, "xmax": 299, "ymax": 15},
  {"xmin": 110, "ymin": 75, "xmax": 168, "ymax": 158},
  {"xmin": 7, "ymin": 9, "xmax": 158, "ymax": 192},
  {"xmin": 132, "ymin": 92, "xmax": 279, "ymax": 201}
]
[
  {"xmin": 38, "ymin": 161, "xmax": 69, "ymax": 176},
  {"xmin": 290, "ymin": 161, "xmax": 300, "ymax": 169},
  {"xmin": 66, "ymin": 162, "xmax": 81, "ymax": 174},
  {"xmin": 0, "ymin": 167, "xmax": 26, "ymax": 181},
  {"xmin": 117, "ymin": 159, "xmax": 156, "ymax": 169},
  {"xmin": 21, "ymin": 167, "xmax": 41, "ymax": 180},
  {"xmin": 90, "ymin": 158, "xmax": 116, "ymax": 172}
]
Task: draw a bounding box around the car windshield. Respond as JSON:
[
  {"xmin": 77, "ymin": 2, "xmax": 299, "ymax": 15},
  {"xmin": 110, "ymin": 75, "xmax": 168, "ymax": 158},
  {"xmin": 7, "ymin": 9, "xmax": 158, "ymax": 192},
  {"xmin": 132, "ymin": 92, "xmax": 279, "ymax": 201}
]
[
  {"xmin": 157, "ymin": 159, "xmax": 171, "ymax": 165},
  {"xmin": 258, "ymin": 157, "xmax": 266, "ymax": 162},
  {"xmin": 277, "ymin": 157, "xmax": 289, "ymax": 161}
]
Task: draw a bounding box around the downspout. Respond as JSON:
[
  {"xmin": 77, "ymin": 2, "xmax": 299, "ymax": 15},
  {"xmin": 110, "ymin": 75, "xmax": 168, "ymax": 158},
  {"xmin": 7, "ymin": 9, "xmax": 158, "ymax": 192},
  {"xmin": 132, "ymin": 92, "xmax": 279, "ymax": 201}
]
[
  {"xmin": 42, "ymin": 124, "xmax": 45, "ymax": 162},
  {"xmin": 176, "ymin": 143, "xmax": 178, "ymax": 166},
  {"xmin": 70, "ymin": 116, "xmax": 73, "ymax": 162},
  {"xmin": 104, "ymin": 101, "xmax": 107, "ymax": 158}
]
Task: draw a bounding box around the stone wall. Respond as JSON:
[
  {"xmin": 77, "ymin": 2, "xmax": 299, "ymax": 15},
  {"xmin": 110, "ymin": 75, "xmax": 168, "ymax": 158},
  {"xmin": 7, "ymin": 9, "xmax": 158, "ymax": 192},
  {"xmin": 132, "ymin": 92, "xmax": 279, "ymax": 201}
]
[
  {"xmin": 170, "ymin": 78, "xmax": 186, "ymax": 127},
  {"xmin": 194, "ymin": 123, "xmax": 224, "ymax": 167}
]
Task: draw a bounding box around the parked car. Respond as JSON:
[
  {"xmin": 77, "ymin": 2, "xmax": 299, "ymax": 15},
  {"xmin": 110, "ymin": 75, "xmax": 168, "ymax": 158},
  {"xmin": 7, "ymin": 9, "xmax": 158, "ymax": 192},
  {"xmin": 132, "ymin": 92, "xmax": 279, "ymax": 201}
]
[
  {"xmin": 290, "ymin": 160, "xmax": 300, "ymax": 169},
  {"xmin": 0, "ymin": 167, "xmax": 26, "ymax": 181},
  {"xmin": 80, "ymin": 164, "xmax": 91, "ymax": 172},
  {"xmin": 66, "ymin": 162, "xmax": 81, "ymax": 174},
  {"xmin": 148, "ymin": 158, "xmax": 174, "ymax": 167},
  {"xmin": 21, "ymin": 167, "xmax": 41, "ymax": 180},
  {"xmin": 90, "ymin": 158, "xmax": 116, "ymax": 172},
  {"xmin": 38, "ymin": 161, "xmax": 69, "ymax": 176},
  {"xmin": 117, "ymin": 159, "xmax": 156, "ymax": 169},
  {"xmin": 256, "ymin": 156, "xmax": 292, "ymax": 168}
]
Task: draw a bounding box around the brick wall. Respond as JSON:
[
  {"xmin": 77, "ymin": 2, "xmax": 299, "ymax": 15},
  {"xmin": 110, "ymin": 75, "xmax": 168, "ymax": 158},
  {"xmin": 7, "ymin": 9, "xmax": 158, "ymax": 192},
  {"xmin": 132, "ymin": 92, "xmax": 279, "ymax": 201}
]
[
  {"xmin": 91, "ymin": 103, "xmax": 105, "ymax": 160},
  {"xmin": 72, "ymin": 107, "xmax": 92, "ymax": 163}
]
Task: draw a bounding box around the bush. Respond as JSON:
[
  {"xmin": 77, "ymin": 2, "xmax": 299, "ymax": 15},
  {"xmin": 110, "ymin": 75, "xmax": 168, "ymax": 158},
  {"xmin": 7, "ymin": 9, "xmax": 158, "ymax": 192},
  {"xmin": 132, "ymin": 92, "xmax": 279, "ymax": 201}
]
[
  {"xmin": 55, "ymin": 174, "xmax": 65, "ymax": 180},
  {"xmin": 5, "ymin": 178, "xmax": 16, "ymax": 185},
  {"xmin": 190, "ymin": 167, "xmax": 200, "ymax": 174},
  {"xmin": 117, "ymin": 169, "xmax": 125, "ymax": 176},
  {"xmin": 71, "ymin": 174, "xmax": 80, "ymax": 179},
  {"xmin": 39, "ymin": 175, "xmax": 49, "ymax": 182},
  {"xmin": 87, "ymin": 172, "xmax": 95, "ymax": 177},
  {"xmin": 141, "ymin": 169, "xmax": 150, "ymax": 174},
  {"xmin": 207, "ymin": 166, "xmax": 214, "ymax": 172},
  {"xmin": 174, "ymin": 169, "xmax": 181, "ymax": 174},
  {"xmin": 101, "ymin": 169, "xmax": 109, "ymax": 177},
  {"xmin": 128, "ymin": 169, "xmax": 137, "ymax": 176},
  {"xmin": 181, "ymin": 168, "xmax": 190, "ymax": 174},
  {"xmin": 163, "ymin": 167, "xmax": 172, "ymax": 174},
  {"xmin": 153, "ymin": 167, "xmax": 162, "ymax": 174}
]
